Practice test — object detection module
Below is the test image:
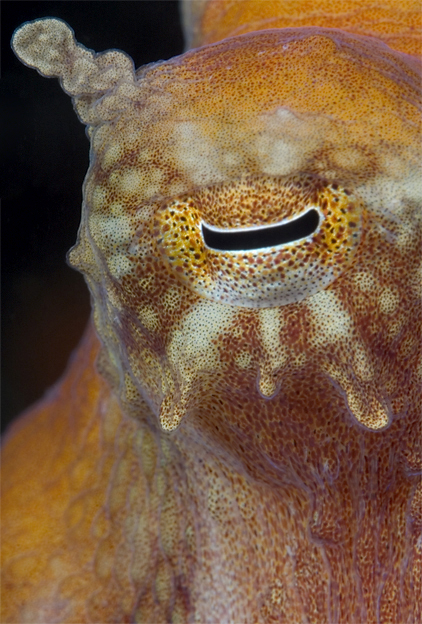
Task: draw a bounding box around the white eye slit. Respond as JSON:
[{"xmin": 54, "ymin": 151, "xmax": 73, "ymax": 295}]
[{"xmin": 201, "ymin": 208, "xmax": 321, "ymax": 252}]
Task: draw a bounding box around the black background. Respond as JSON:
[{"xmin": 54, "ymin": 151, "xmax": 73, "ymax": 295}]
[{"xmin": 1, "ymin": 1, "xmax": 184, "ymax": 432}]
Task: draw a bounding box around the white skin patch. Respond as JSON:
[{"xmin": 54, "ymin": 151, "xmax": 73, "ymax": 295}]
[
  {"xmin": 353, "ymin": 343, "xmax": 374, "ymax": 382},
  {"xmin": 90, "ymin": 215, "xmax": 133, "ymax": 245},
  {"xmin": 119, "ymin": 169, "xmax": 145, "ymax": 196},
  {"xmin": 346, "ymin": 387, "xmax": 389, "ymax": 430},
  {"xmin": 358, "ymin": 168, "xmax": 422, "ymax": 219},
  {"xmin": 259, "ymin": 308, "xmax": 285, "ymax": 352},
  {"xmin": 255, "ymin": 133, "xmax": 304, "ymax": 177},
  {"xmin": 92, "ymin": 186, "xmax": 108, "ymax": 212},
  {"xmin": 325, "ymin": 363, "xmax": 389, "ymax": 430},
  {"xmin": 167, "ymin": 300, "xmax": 234, "ymax": 379},
  {"xmin": 386, "ymin": 314, "xmax": 406, "ymax": 342},
  {"xmin": 107, "ymin": 253, "xmax": 132, "ymax": 278},
  {"xmin": 102, "ymin": 142, "xmax": 124, "ymax": 170},
  {"xmin": 159, "ymin": 300, "xmax": 235, "ymax": 430},
  {"xmin": 221, "ymin": 151, "xmax": 244, "ymax": 168},
  {"xmin": 255, "ymin": 108, "xmax": 326, "ymax": 177},
  {"xmin": 258, "ymin": 308, "xmax": 288, "ymax": 397},
  {"xmin": 308, "ymin": 290, "xmax": 352, "ymax": 346},
  {"xmin": 378, "ymin": 287, "xmax": 400, "ymax": 315},
  {"xmin": 172, "ymin": 122, "xmax": 223, "ymax": 187},
  {"xmin": 141, "ymin": 168, "xmax": 165, "ymax": 200},
  {"xmin": 259, "ymin": 308, "xmax": 288, "ymax": 368},
  {"xmin": 353, "ymin": 271, "xmax": 378, "ymax": 293}
]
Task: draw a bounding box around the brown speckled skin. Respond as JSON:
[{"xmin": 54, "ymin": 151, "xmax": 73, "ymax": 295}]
[{"xmin": 2, "ymin": 2, "xmax": 421, "ymax": 622}]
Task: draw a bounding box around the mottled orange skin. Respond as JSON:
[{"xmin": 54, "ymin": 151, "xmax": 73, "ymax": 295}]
[
  {"xmin": 184, "ymin": 0, "xmax": 422, "ymax": 55},
  {"xmin": 2, "ymin": 2, "xmax": 421, "ymax": 623}
]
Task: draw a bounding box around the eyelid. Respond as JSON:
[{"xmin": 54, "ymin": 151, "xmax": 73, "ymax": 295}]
[{"xmin": 155, "ymin": 175, "xmax": 364, "ymax": 308}]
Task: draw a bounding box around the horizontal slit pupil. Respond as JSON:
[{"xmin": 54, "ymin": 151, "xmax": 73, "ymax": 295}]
[{"xmin": 202, "ymin": 209, "xmax": 320, "ymax": 252}]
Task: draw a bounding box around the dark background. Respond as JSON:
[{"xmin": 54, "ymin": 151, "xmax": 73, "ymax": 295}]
[{"xmin": 1, "ymin": 1, "xmax": 184, "ymax": 433}]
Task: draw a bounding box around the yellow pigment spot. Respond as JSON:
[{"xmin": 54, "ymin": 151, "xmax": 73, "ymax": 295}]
[{"xmin": 156, "ymin": 199, "xmax": 208, "ymax": 284}]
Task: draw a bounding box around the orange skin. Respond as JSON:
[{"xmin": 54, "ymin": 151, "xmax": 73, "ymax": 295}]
[
  {"xmin": 2, "ymin": 2, "xmax": 421, "ymax": 622},
  {"xmin": 184, "ymin": 0, "xmax": 422, "ymax": 54}
]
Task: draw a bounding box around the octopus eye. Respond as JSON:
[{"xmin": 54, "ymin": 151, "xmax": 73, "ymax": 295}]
[
  {"xmin": 202, "ymin": 208, "xmax": 320, "ymax": 252},
  {"xmin": 155, "ymin": 175, "xmax": 364, "ymax": 308}
]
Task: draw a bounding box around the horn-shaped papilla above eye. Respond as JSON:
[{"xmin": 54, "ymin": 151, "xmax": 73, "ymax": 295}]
[{"xmin": 155, "ymin": 175, "xmax": 364, "ymax": 308}]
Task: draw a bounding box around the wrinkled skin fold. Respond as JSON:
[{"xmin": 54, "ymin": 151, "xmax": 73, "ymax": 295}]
[{"xmin": 2, "ymin": 1, "xmax": 421, "ymax": 622}]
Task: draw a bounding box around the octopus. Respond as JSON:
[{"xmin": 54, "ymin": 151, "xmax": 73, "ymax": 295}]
[{"xmin": 2, "ymin": 1, "xmax": 421, "ymax": 622}]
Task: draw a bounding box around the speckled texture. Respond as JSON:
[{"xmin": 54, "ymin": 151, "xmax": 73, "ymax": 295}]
[
  {"xmin": 2, "ymin": 3, "xmax": 421, "ymax": 622},
  {"xmin": 183, "ymin": 0, "xmax": 422, "ymax": 54},
  {"xmin": 155, "ymin": 176, "xmax": 363, "ymax": 309}
]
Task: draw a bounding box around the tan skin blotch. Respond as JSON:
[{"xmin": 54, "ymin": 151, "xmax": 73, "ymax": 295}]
[{"xmin": 2, "ymin": 4, "xmax": 421, "ymax": 622}]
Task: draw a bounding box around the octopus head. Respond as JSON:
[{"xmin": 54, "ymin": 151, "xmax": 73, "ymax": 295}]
[{"xmin": 12, "ymin": 19, "xmax": 421, "ymax": 485}]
